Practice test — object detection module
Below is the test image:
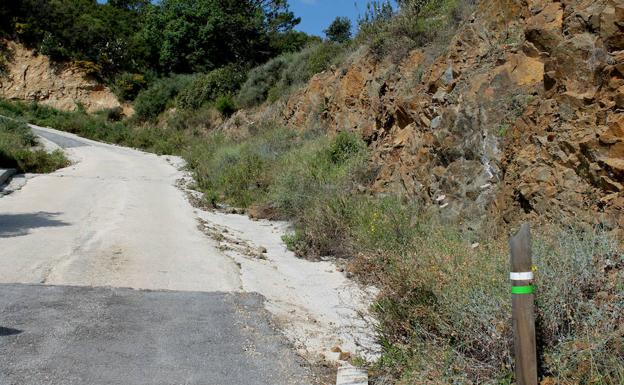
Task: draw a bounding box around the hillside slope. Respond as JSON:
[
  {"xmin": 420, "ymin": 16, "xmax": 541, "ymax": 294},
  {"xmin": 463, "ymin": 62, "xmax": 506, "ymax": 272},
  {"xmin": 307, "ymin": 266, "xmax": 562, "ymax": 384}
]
[
  {"xmin": 241, "ymin": 0, "xmax": 623, "ymax": 233},
  {"xmin": 0, "ymin": 41, "xmax": 120, "ymax": 113}
]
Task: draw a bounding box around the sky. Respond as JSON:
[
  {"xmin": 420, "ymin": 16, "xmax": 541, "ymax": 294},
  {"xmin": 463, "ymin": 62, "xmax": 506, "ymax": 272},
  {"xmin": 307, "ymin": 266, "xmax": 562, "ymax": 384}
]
[{"xmin": 289, "ymin": 0, "xmax": 364, "ymax": 37}]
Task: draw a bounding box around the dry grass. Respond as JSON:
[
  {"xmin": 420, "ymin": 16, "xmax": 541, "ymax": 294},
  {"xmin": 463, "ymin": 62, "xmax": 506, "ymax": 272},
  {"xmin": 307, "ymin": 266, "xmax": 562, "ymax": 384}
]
[{"xmin": 348, "ymin": 220, "xmax": 623, "ymax": 385}]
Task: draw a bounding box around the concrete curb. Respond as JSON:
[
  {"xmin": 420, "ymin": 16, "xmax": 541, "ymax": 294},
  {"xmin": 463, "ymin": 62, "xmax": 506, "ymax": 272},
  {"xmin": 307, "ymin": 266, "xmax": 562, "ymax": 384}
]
[{"xmin": 0, "ymin": 168, "xmax": 16, "ymax": 186}]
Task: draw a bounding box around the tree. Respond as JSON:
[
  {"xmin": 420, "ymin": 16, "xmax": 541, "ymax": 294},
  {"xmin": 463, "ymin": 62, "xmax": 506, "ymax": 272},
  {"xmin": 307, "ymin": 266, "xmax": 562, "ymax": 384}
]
[
  {"xmin": 108, "ymin": 0, "xmax": 150, "ymax": 11},
  {"xmin": 137, "ymin": 0, "xmax": 302, "ymax": 74},
  {"xmin": 1, "ymin": 0, "xmax": 303, "ymax": 76},
  {"xmin": 324, "ymin": 17, "xmax": 352, "ymax": 43}
]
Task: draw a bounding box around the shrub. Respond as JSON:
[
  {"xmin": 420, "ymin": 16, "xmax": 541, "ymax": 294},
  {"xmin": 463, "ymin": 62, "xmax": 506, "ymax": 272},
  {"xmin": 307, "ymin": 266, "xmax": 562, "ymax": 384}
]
[
  {"xmin": 183, "ymin": 124, "xmax": 301, "ymax": 207},
  {"xmin": 534, "ymin": 229, "xmax": 624, "ymax": 384},
  {"xmin": 0, "ymin": 117, "xmax": 68, "ymax": 173},
  {"xmin": 325, "ymin": 16, "xmax": 352, "ymax": 43},
  {"xmin": 237, "ymin": 55, "xmax": 292, "ymax": 108},
  {"xmin": 270, "ymin": 131, "xmax": 366, "ymax": 217},
  {"xmin": 176, "ymin": 66, "xmax": 246, "ymax": 110},
  {"xmin": 73, "ymin": 60, "xmax": 103, "ymax": 78},
  {"xmin": 133, "ymin": 74, "xmax": 194, "ymax": 121},
  {"xmin": 166, "ymin": 105, "xmax": 217, "ymax": 132},
  {"xmin": 363, "ymin": 223, "xmax": 623, "ymax": 384},
  {"xmin": 236, "ymin": 42, "xmax": 347, "ymax": 107},
  {"xmin": 214, "ymin": 95, "xmax": 237, "ymax": 117},
  {"xmin": 267, "ymin": 131, "xmax": 367, "ymax": 257},
  {"xmin": 182, "ymin": 126, "xmax": 366, "ymax": 214},
  {"xmin": 0, "ymin": 98, "xmax": 191, "ymax": 155},
  {"xmin": 357, "ymin": 0, "xmax": 474, "ymax": 61},
  {"xmin": 113, "ymin": 72, "xmax": 148, "ymax": 101}
]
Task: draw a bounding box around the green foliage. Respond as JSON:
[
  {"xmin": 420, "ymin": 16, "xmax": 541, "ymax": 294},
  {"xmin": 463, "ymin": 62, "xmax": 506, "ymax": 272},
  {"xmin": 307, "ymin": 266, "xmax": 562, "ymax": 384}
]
[
  {"xmin": 73, "ymin": 60, "xmax": 103, "ymax": 78},
  {"xmin": 237, "ymin": 55, "xmax": 291, "ymax": 107},
  {"xmin": 183, "ymin": 125, "xmax": 298, "ymax": 207},
  {"xmin": 214, "ymin": 95, "xmax": 237, "ymax": 117},
  {"xmin": 324, "ymin": 16, "xmax": 352, "ymax": 43},
  {"xmin": 113, "ymin": 72, "xmax": 148, "ymax": 101},
  {"xmin": 2, "ymin": 0, "xmax": 308, "ymax": 77},
  {"xmin": 269, "ymin": 30, "xmax": 319, "ymax": 54},
  {"xmin": 0, "ymin": 98, "xmax": 191, "ymax": 155},
  {"xmin": 10, "ymin": 0, "xmax": 145, "ymax": 74},
  {"xmin": 135, "ymin": 0, "xmax": 303, "ymax": 73},
  {"xmin": 0, "ymin": 117, "xmax": 68, "ymax": 173},
  {"xmin": 534, "ymin": 229, "xmax": 624, "ymax": 384},
  {"xmin": 498, "ymin": 124, "xmax": 509, "ymax": 137},
  {"xmin": 357, "ymin": 222, "xmax": 623, "ymax": 384},
  {"xmin": 182, "ymin": 125, "xmax": 366, "ymax": 221},
  {"xmin": 176, "ymin": 66, "xmax": 246, "ymax": 110},
  {"xmin": 237, "ymin": 41, "xmax": 347, "ymax": 107},
  {"xmin": 358, "ymin": 0, "xmax": 473, "ymax": 61},
  {"xmin": 133, "ymin": 75, "xmax": 194, "ymax": 121}
]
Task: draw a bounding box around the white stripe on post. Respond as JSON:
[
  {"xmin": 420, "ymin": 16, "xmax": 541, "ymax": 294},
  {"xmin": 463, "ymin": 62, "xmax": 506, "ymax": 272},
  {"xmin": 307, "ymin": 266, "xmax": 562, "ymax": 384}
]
[{"xmin": 510, "ymin": 272, "xmax": 534, "ymax": 280}]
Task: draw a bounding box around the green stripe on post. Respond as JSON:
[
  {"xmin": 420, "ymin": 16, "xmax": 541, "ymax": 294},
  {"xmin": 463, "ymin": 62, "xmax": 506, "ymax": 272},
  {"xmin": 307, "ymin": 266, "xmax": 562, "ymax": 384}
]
[{"xmin": 511, "ymin": 285, "xmax": 535, "ymax": 295}]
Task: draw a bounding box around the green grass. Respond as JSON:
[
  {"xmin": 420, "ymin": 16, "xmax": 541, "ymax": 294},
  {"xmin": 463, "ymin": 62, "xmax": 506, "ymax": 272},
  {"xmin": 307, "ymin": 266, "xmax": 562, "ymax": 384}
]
[
  {"xmin": 0, "ymin": 116, "xmax": 68, "ymax": 173},
  {"xmin": 0, "ymin": 99, "xmax": 194, "ymax": 155}
]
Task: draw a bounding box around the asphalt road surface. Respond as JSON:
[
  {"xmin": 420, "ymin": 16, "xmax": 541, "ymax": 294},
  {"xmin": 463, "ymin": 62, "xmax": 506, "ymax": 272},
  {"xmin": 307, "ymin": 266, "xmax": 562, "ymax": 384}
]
[
  {"xmin": 0, "ymin": 284, "xmax": 311, "ymax": 385},
  {"xmin": 0, "ymin": 127, "xmax": 314, "ymax": 384}
]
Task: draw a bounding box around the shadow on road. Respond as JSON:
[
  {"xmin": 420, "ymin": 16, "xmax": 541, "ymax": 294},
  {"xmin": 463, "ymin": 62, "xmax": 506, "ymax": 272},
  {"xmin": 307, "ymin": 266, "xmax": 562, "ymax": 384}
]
[
  {"xmin": 0, "ymin": 212, "xmax": 69, "ymax": 238},
  {"xmin": 0, "ymin": 326, "xmax": 22, "ymax": 337}
]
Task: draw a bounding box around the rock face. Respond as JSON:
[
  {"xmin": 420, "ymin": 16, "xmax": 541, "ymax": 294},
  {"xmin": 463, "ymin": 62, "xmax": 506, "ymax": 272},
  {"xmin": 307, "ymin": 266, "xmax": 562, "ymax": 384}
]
[
  {"xmin": 278, "ymin": 0, "xmax": 624, "ymax": 233},
  {"xmin": 0, "ymin": 41, "xmax": 120, "ymax": 113}
]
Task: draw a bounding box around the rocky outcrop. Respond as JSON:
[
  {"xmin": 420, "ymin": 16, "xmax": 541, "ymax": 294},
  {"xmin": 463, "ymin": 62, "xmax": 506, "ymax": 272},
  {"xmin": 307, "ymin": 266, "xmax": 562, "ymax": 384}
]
[
  {"xmin": 0, "ymin": 41, "xmax": 120, "ymax": 113},
  {"xmin": 280, "ymin": 0, "xmax": 624, "ymax": 232}
]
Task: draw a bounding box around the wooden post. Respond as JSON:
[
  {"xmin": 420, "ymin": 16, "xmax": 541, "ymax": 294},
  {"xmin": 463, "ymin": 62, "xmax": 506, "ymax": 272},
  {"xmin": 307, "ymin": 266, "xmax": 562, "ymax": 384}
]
[{"xmin": 509, "ymin": 223, "xmax": 538, "ymax": 385}]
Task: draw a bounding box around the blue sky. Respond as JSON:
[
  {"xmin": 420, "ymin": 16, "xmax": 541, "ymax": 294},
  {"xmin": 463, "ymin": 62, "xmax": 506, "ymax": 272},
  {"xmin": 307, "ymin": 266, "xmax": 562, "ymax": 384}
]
[{"xmin": 289, "ymin": 0, "xmax": 363, "ymax": 37}]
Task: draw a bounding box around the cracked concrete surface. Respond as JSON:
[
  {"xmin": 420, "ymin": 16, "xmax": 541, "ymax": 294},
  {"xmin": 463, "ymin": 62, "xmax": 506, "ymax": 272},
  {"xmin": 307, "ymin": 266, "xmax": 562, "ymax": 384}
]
[{"xmin": 0, "ymin": 126, "xmax": 241, "ymax": 292}]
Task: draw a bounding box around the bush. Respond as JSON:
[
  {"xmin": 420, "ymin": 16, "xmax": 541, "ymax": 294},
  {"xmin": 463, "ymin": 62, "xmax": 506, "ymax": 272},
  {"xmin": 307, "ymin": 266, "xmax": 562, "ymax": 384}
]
[
  {"xmin": 176, "ymin": 66, "xmax": 246, "ymax": 110},
  {"xmin": 184, "ymin": 124, "xmax": 300, "ymax": 207},
  {"xmin": 325, "ymin": 16, "xmax": 353, "ymax": 43},
  {"xmin": 73, "ymin": 60, "xmax": 103, "ymax": 78},
  {"xmin": 214, "ymin": 95, "xmax": 237, "ymax": 117},
  {"xmin": 236, "ymin": 42, "xmax": 348, "ymax": 107},
  {"xmin": 0, "ymin": 117, "xmax": 68, "ymax": 173},
  {"xmin": 259, "ymin": 131, "xmax": 366, "ymax": 257},
  {"xmin": 133, "ymin": 74, "xmax": 194, "ymax": 121},
  {"xmin": 534, "ymin": 229, "xmax": 624, "ymax": 384},
  {"xmin": 0, "ymin": 98, "xmax": 192, "ymax": 155},
  {"xmin": 237, "ymin": 55, "xmax": 292, "ymax": 108},
  {"xmin": 360, "ymin": 222, "xmax": 623, "ymax": 385},
  {"xmin": 113, "ymin": 72, "xmax": 148, "ymax": 101},
  {"xmin": 166, "ymin": 105, "xmax": 218, "ymax": 132},
  {"xmin": 357, "ymin": 0, "xmax": 474, "ymax": 61}
]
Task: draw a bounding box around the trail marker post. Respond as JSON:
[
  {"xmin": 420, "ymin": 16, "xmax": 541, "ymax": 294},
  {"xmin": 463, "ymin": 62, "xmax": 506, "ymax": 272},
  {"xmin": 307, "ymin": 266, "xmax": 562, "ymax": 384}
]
[{"xmin": 509, "ymin": 223, "xmax": 538, "ymax": 385}]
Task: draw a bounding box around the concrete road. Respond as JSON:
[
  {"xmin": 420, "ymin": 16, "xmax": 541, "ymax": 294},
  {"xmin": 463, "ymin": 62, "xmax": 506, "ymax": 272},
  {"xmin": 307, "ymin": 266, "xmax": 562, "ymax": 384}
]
[
  {"xmin": 0, "ymin": 126, "xmax": 241, "ymax": 291},
  {"xmin": 0, "ymin": 126, "xmax": 315, "ymax": 384},
  {"xmin": 0, "ymin": 284, "xmax": 311, "ymax": 385}
]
